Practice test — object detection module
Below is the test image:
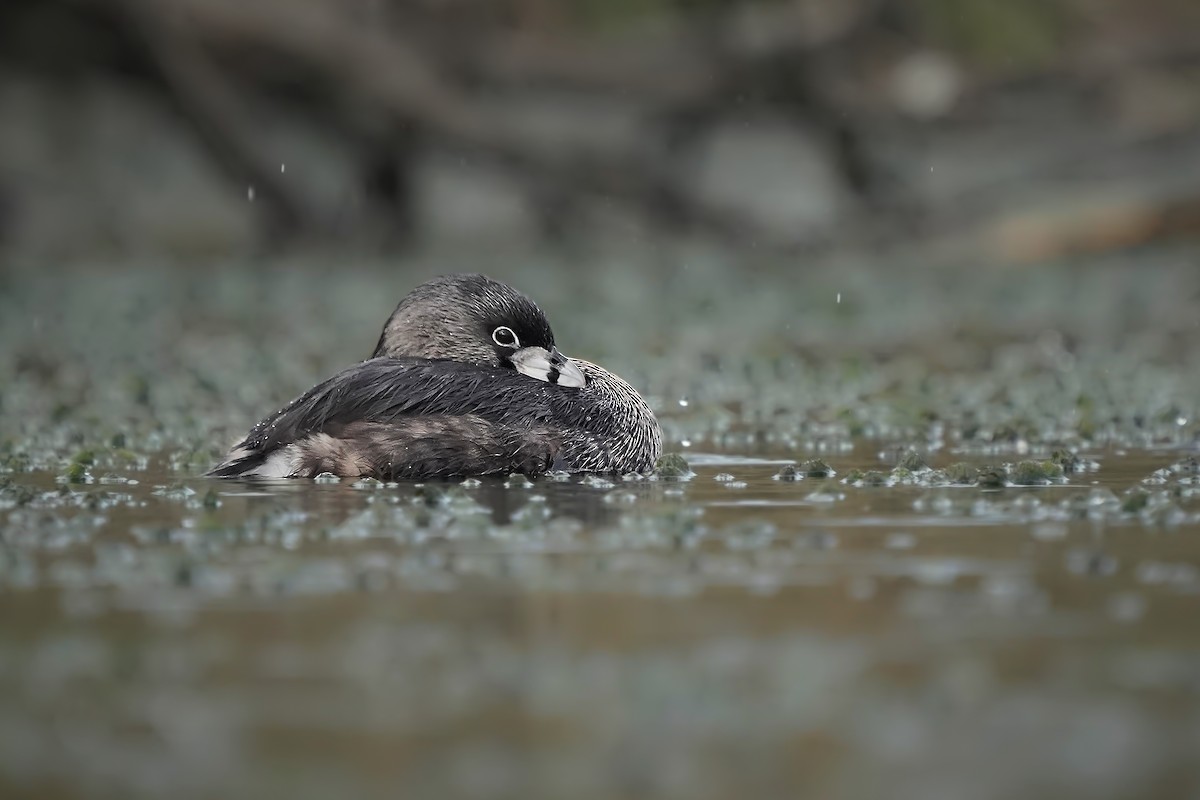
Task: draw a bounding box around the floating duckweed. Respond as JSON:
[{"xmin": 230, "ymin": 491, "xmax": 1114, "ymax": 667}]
[
  {"xmin": 580, "ymin": 474, "xmax": 615, "ymax": 489},
  {"xmin": 1143, "ymin": 469, "xmax": 1172, "ymax": 485},
  {"xmin": 0, "ymin": 481, "xmax": 37, "ymax": 507},
  {"xmin": 201, "ymin": 489, "xmax": 221, "ymax": 509},
  {"xmin": 61, "ymin": 462, "xmax": 91, "ymax": 484},
  {"xmin": 1171, "ymin": 456, "xmax": 1199, "ymax": 475},
  {"xmin": 654, "ymin": 452, "xmax": 692, "ymax": 479},
  {"xmin": 71, "ymin": 449, "xmax": 96, "ymax": 467},
  {"xmin": 1010, "ymin": 460, "xmax": 1064, "ymax": 486},
  {"xmin": 5, "ymin": 257, "xmax": 1200, "ymax": 709},
  {"xmin": 800, "ymin": 459, "xmax": 834, "ymax": 478},
  {"xmin": 847, "ymin": 470, "xmax": 890, "ymax": 487},
  {"xmin": 865, "ymin": 470, "xmax": 891, "ymax": 486},
  {"xmin": 1, "ymin": 452, "xmax": 32, "ymax": 472},
  {"xmin": 773, "ymin": 464, "xmax": 801, "ymax": 481},
  {"xmin": 977, "ymin": 467, "xmax": 1007, "ymax": 488},
  {"xmin": 896, "ymin": 449, "xmax": 927, "ymax": 471},
  {"xmin": 1122, "ymin": 490, "xmax": 1151, "ymax": 514},
  {"xmin": 1050, "ymin": 448, "xmax": 1082, "ymax": 473},
  {"xmin": 313, "ymin": 472, "xmax": 340, "ymax": 484},
  {"xmin": 945, "ymin": 462, "xmax": 978, "ymax": 484}
]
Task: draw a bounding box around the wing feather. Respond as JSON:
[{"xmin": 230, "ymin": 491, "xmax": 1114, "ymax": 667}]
[{"xmin": 208, "ymin": 357, "xmax": 563, "ymax": 477}]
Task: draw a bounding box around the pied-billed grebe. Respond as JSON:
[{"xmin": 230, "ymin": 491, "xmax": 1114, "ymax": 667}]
[{"xmin": 207, "ymin": 274, "xmax": 661, "ymax": 480}]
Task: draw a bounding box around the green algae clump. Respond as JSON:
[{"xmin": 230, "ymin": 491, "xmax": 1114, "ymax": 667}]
[
  {"xmin": 71, "ymin": 449, "xmax": 96, "ymax": 467},
  {"xmin": 856, "ymin": 470, "xmax": 890, "ymax": 487},
  {"xmin": 62, "ymin": 461, "xmax": 89, "ymax": 484},
  {"xmin": 655, "ymin": 452, "xmax": 693, "ymax": 479},
  {"xmin": 1122, "ymin": 490, "xmax": 1151, "ymax": 514},
  {"xmin": 800, "ymin": 459, "xmax": 834, "ymax": 478},
  {"xmin": 773, "ymin": 464, "xmax": 801, "ymax": 481},
  {"xmin": 1050, "ymin": 448, "xmax": 1082, "ymax": 473},
  {"xmin": 840, "ymin": 467, "xmax": 913, "ymax": 487},
  {"xmin": 1010, "ymin": 460, "xmax": 1064, "ymax": 486},
  {"xmin": 977, "ymin": 467, "xmax": 1007, "ymax": 488},
  {"xmin": 945, "ymin": 462, "xmax": 978, "ymax": 485},
  {"xmin": 896, "ymin": 449, "xmax": 927, "ymax": 471}
]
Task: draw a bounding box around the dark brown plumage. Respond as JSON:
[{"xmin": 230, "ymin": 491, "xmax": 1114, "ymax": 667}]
[{"xmin": 208, "ymin": 275, "xmax": 661, "ymax": 480}]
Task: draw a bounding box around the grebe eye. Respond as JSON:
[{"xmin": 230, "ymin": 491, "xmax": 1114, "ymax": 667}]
[{"xmin": 492, "ymin": 326, "xmax": 519, "ymax": 348}]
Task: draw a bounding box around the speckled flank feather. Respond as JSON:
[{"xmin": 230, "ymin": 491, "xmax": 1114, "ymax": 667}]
[{"xmin": 256, "ymin": 417, "xmax": 558, "ymax": 480}]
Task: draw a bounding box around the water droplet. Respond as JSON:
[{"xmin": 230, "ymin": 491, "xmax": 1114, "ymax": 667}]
[
  {"xmin": 247, "ymin": 185, "xmax": 256, "ymax": 201},
  {"xmin": 836, "ymin": 292, "xmax": 842, "ymax": 304},
  {"xmin": 280, "ymin": 163, "xmax": 287, "ymax": 173},
  {"xmin": 678, "ymin": 397, "xmax": 689, "ymax": 408}
]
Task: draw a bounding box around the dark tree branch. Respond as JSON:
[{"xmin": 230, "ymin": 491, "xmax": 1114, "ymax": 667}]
[{"xmin": 99, "ymin": 0, "xmax": 828, "ymax": 248}]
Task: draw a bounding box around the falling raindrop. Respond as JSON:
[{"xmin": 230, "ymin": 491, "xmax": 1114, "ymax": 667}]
[{"xmin": 247, "ymin": 185, "xmax": 256, "ymax": 201}]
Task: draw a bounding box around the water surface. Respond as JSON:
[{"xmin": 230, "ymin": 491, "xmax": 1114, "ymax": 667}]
[
  {"xmin": 3, "ymin": 444, "xmax": 1199, "ymax": 800},
  {"xmin": 2, "ymin": 257, "xmax": 1199, "ymax": 798}
]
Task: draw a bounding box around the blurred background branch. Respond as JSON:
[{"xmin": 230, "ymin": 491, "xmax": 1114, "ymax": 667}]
[{"xmin": 1, "ymin": 0, "xmax": 1199, "ymax": 260}]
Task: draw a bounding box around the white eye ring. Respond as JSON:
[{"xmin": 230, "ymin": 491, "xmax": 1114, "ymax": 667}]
[{"xmin": 491, "ymin": 326, "xmax": 520, "ymax": 348}]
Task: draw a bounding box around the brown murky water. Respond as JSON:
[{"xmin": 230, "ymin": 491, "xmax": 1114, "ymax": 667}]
[
  {"xmin": 2, "ymin": 254, "xmax": 1199, "ymax": 798},
  {"xmin": 3, "ymin": 445, "xmax": 1199, "ymax": 800}
]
